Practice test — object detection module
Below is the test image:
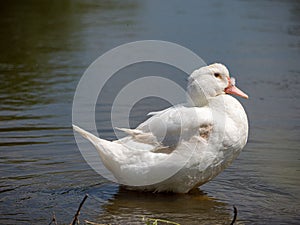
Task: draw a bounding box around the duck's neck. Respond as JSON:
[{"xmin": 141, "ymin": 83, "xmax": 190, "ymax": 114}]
[
  {"xmin": 186, "ymin": 93, "xmax": 209, "ymax": 107},
  {"xmin": 186, "ymin": 81, "xmax": 215, "ymax": 107}
]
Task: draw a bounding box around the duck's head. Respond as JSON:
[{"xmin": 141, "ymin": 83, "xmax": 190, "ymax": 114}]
[{"xmin": 187, "ymin": 63, "xmax": 248, "ymax": 106}]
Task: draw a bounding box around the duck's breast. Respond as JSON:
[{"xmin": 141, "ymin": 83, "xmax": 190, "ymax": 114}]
[{"xmin": 211, "ymin": 95, "xmax": 248, "ymax": 163}]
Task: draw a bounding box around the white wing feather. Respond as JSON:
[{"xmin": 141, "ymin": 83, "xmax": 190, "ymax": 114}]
[{"xmin": 118, "ymin": 105, "xmax": 213, "ymax": 149}]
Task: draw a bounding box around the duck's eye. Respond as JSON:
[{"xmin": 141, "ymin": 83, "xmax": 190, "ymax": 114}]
[{"xmin": 214, "ymin": 73, "xmax": 221, "ymax": 78}]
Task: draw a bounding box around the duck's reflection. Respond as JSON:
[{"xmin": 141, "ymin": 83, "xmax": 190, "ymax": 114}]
[{"xmin": 94, "ymin": 187, "xmax": 234, "ymax": 225}]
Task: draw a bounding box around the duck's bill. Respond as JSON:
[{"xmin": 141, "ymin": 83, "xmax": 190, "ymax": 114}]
[{"xmin": 225, "ymin": 85, "xmax": 249, "ymax": 99}]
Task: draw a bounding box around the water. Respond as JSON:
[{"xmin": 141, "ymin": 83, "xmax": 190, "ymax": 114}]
[{"xmin": 0, "ymin": 0, "xmax": 299, "ymax": 224}]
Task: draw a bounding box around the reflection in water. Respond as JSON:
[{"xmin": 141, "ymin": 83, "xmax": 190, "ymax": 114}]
[{"xmin": 89, "ymin": 187, "xmax": 232, "ymax": 225}]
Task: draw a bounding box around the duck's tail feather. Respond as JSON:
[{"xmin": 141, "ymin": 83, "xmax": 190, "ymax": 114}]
[
  {"xmin": 73, "ymin": 124, "xmax": 114, "ymax": 150},
  {"xmin": 72, "ymin": 124, "xmax": 101, "ymax": 145},
  {"xmin": 72, "ymin": 124, "xmax": 127, "ymax": 176},
  {"xmin": 72, "ymin": 124, "xmax": 127, "ymax": 159}
]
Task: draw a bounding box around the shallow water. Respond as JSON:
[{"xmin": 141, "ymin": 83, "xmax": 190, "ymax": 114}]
[{"xmin": 0, "ymin": 0, "xmax": 300, "ymax": 224}]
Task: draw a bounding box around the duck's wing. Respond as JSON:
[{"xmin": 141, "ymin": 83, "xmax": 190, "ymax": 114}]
[{"xmin": 118, "ymin": 105, "xmax": 213, "ymax": 150}]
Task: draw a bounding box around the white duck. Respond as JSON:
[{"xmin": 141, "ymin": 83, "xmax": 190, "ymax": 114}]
[{"xmin": 73, "ymin": 63, "xmax": 248, "ymax": 193}]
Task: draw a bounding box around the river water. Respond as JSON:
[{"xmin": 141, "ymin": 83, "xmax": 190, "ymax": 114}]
[{"xmin": 0, "ymin": 0, "xmax": 299, "ymax": 224}]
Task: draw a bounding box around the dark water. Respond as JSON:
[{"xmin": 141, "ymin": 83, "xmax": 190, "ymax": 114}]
[{"xmin": 1, "ymin": 0, "xmax": 300, "ymax": 224}]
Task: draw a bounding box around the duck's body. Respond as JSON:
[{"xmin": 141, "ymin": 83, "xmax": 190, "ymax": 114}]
[{"xmin": 73, "ymin": 63, "xmax": 249, "ymax": 193}]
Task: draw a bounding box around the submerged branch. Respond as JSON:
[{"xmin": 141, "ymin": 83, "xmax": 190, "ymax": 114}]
[
  {"xmin": 70, "ymin": 194, "xmax": 89, "ymax": 225},
  {"xmin": 230, "ymin": 205, "xmax": 238, "ymax": 225},
  {"xmin": 141, "ymin": 215, "xmax": 181, "ymax": 225},
  {"xmin": 48, "ymin": 212, "xmax": 58, "ymax": 225},
  {"xmin": 84, "ymin": 220, "xmax": 108, "ymax": 225}
]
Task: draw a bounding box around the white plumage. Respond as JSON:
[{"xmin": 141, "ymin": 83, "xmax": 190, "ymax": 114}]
[{"xmin": 73, "ymin": 63, "xmax": 249, "ymax": 193}]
